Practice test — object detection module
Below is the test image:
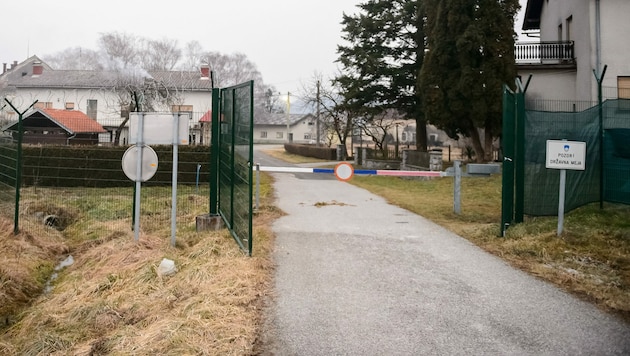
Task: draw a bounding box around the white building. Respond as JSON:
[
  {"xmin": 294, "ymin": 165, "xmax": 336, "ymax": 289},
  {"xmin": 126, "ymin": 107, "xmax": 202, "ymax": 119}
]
[
  {"xmin": 0, "ymin": 56, "xmax": 214, "ymax": 144},
  {"xmin": 517, "ymin": 0, "xmax": 630, "ymax": 105},
  {"xmin": 254, "ymin": 113, "xmax": 317, "ymax": 144}
]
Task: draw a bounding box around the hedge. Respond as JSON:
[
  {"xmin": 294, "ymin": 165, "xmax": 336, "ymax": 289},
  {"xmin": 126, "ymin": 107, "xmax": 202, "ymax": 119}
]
[{"xmin": 18, "ymin": 145, "xmax": 211, "ymax": 188}]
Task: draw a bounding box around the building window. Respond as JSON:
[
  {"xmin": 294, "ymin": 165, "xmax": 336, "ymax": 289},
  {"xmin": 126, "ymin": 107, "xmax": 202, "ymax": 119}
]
[
  {"xmin": 172, "ymin": 105, "xmax": 193, "ymax": 112},
  {"xmin": 65, "ymin": 102, "xmax": 74, "ymax": 110},
  {"xmin": 87, "ymin": 99, "xmax": 98, "ymax": 120},
  {"xmin": 260, "ymin": 131, "xmax": 267, "ymax": 138},
  {"xmin": 618, "ymin": 77, "xmax": 630, "ymax": 99},
  {"xmin": 34, "ymin": 102, "xmax": 53, "ymax": 109},
  {"xmin": 276, "ymin": 132, "xmax": 284, "ymax": 139},
  {"xmin": 171, "ymin": 105, "xmax": 193, "ymax": 120},
  {"xmin": 304, "ymin": 133, "xmax": 311, "ymax": 140}
]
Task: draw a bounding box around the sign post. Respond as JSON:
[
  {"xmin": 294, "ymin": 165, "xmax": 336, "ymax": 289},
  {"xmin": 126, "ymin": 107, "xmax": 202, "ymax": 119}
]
[
  {"xmin": 545, "ymin": 140, "xmax": 586, "ymax": 235},
  {"xmin": 125, "ymin": 113, "xmax": 189, "ymax": 243}
]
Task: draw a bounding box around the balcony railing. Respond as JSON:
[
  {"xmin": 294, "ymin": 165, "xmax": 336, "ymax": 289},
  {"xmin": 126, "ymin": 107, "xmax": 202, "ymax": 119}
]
[{"xmin": 515, "ymin": 41, "xmax": 575, "ymax": 64}]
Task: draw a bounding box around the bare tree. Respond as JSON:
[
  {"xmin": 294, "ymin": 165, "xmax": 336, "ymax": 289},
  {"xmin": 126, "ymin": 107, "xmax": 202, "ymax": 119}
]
[
  {"xmin": 98, "ymin": 32, "xmax": 140, "ymax": 69},
  {"xmin": 180, "ymin": 41, "xmax": 205, "ymax": 71},
  {"xmin": 198, "ymin": 52, "xmax": 277, "ymax": 120},
  {"xmin": 43, "ymin": 47, "xmax": 104, "ymax": 70},
  {"xmin": 263, "ymin": 88, "xmax": 284, "ymax": 114},
  {"xmin": 299, "ymin": 72, "xmax": 354, "ymax": 154},
  {"xmin": 139, "ymin": 38, "xmax": 181, "ymax": 71},
  {"xmin": 202, "ymin": 52, "xmax": 261, "ymax": 88},
  {"xmin": 356, "ymin": 109, "xmax": 403, "ymax": 154},
  {"xmin": 35, "ymin": 32, "xmax": 277, "ymax": 144}
]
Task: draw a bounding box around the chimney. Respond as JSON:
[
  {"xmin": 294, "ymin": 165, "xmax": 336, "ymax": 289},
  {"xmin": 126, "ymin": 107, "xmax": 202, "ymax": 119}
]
[
  {"xmin": 11, "ymin": 60, "xmax": 17, "ymax": 70},
  {"xmin": 200, "ymin": 64, "xmax": 210, "ymax": 79},
  {"xmin": 2, "ymin": 63, "xmax": 6, "ymax": 74},
  {"xmin": 32, "ymin": 61, "xmax": 43, "ymax": 76}
]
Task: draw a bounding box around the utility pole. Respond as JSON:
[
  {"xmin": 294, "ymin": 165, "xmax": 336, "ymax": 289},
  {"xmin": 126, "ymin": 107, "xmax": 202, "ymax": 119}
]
[
  {"xmin": 286, "ymin": 91, "xmax": 291, "ymax": 143},
  {"xmin": 316, "ymin": 80, "xmax": 321, "ymax": 147}
]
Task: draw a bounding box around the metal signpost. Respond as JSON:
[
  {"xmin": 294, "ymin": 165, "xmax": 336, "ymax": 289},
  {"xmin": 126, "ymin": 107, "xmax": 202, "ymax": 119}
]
[
  {"xmin": 545, "ymin": 140, "xmax": 587, "ymax": 235},
  {"xmin": 124, "ymin": 113, "xmax": 189, "ymax": 245}
]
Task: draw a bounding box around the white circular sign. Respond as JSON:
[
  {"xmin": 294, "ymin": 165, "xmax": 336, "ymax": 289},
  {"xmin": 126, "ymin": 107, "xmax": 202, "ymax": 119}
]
[
  {"xmin": 334, "ymin": 162, "xmax": 354, "ymax": 181},
  {"xmin": 122, "ymin": 145, "xmax": 159, "ymax": 182}
]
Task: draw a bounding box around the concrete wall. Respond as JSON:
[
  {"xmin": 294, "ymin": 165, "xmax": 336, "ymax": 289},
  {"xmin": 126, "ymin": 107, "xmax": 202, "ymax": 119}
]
[{"xmin": 517, "ymin": 68, "xmax": 577, "ymax": 101}]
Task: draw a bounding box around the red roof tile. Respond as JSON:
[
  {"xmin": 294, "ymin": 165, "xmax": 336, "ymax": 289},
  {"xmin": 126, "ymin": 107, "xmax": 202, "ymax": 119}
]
[
  {"xmin": 199, "ymin": 110, "xmax": 212, "ymax": 122},
  {"xmin": 41, "ymin": 108, "xmax": 107, "ymax": 133}
]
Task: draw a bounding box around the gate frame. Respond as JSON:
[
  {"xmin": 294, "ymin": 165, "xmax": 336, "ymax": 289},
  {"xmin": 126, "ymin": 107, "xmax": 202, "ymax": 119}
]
[
  {"xmin": 211, "ymin": 81, "xmax": 255, "ymax": 255},
  {"xmin": 501, "ymin": 76, "xmax": 530, "ymax": 236}
]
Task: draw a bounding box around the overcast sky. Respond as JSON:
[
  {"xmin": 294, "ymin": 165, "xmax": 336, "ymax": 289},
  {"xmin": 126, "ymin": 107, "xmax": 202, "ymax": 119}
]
[{"xmin": 1, "ymin": 0, "xmax": 529, "ymax": 100}]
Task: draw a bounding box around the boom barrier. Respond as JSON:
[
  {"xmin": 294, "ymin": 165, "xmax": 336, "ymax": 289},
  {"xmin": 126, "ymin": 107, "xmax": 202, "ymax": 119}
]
[{"xmin": 255, "ymin": 161, "xmax": 464, "ymax": 215}]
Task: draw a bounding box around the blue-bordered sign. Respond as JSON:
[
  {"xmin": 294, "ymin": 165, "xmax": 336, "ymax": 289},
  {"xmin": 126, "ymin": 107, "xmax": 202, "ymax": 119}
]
[{"xmin": 546, "ymin": 140, "xmax": 586, "ymax": 170}]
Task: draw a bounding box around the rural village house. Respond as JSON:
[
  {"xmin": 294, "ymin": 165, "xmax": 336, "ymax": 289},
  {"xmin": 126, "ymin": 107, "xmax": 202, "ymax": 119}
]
[
  {"xmin": 0, "ymin": 56, "xmax": 213, "ymax": 145},
  {"xmin": 516, "ymin": 0, "xmax": 630, "ymax": 108},
  {"xmin": 3, "ymin": 108, "xmax": 106, "ymax": 145},
  {"xmin": 254, "ymin": 113, "xmax": 317, "ymax": 144}
]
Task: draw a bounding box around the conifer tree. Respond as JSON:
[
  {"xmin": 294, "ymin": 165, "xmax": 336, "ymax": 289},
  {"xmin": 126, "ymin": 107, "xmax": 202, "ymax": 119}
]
[
  {"xmin": 420, "ymin": 0, "xmax": 519, "ymax": 161},
  {"xmin": 336, "ymin": 0, "xmax": 428, "ymax": 150}
]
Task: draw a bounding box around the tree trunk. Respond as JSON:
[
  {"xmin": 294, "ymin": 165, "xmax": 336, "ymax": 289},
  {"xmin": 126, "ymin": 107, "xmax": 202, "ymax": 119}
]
[
  {"xmin": 483, "ymin": 124, "xmax": 495, "ymax": 162},
  {"xmin": 114, "ymin": 117, "xmax": 130, "ymax": 146},
  {"xmin": 416, "ymin": 118, "xmax": 428, "ymax": 151},
  {"xmin": 468, "ymin": 127, "xmax": 486, "ymax": 163}
]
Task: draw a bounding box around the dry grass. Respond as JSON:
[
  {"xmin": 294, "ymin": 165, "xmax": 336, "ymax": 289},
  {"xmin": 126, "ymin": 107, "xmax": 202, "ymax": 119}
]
[
  {"xmin": 3, "ymin": 146, "xmax": 628, "ymax": 354},
  {"xmin": 0, "ymin": 173, "xmax": 280, "ymax": 355}
]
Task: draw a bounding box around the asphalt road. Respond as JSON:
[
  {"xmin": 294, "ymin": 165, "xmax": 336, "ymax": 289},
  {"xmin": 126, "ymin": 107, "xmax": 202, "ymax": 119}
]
[{"xmin": 254, "ymin": 145, "xmax": 630, "ymax": 356}]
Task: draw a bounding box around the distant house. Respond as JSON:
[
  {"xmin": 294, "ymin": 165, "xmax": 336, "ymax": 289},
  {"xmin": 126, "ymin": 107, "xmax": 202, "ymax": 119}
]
[
  {"xmin": 254, "ymin": 113, "xmax": 316, "ymax": 144},
  {"xmin": 198, "ymin": 110, "xmax": 212, "ymax": 145},
  {"xmin": 2, "ymin": 108, "xmax": 107, "ymax": 145},
  {"xmin": 0, "ymin": 56, "xmax": 213, "ymax": 145},
  {"xmin": 516, "ymin": 0, "xmax": 630, "ymax": 106}
]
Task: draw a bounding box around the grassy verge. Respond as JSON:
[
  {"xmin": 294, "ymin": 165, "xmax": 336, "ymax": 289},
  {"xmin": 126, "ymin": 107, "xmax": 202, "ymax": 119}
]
[
  {"xmin": 263, "ymin": 148, "xmax": 630, "ymax": 320},
  {"xmin": 0, "ymin": 173, "xmax": 279, "ymax": 355}
]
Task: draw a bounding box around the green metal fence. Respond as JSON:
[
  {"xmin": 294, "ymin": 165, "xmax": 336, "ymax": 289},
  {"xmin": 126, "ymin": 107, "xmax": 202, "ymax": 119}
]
[
  {"xmin": 502, "ymin": 95, "xmax": 630, "ymax": 234},
  {"xmin": 217, "ymin": 81, "xmax": 254, "ymax": 255},
  {"xmin": 0, "ymin": 135, "xmax": 17, "ymax": 229},
  {"xmin": 1, "ymin": 143, "xmax": 211, "ymax": 239}
]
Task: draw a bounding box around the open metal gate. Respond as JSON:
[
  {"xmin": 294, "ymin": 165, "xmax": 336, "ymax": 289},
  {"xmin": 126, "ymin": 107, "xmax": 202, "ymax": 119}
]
[{"xmin": 211, "ymin": 81, "xmax": 254, "ymax": 255}]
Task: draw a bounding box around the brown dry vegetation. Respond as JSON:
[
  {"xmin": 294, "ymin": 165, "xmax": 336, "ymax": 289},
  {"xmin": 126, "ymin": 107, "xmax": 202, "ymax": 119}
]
[
  {"xmin": 2, "ymin": 147, "xmax": 628, "ymax": 354},
  {"xmin": 0, "ymin": 173, "xmax": 280, "ymax": 355}
]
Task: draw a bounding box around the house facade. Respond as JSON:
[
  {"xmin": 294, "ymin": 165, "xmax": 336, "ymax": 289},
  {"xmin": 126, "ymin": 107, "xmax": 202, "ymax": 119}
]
[
  {"xmin": 517, "ymin": 0, "xmax": 630, "ymax": 105},
  {"xmin": 0, "ymin": 56, "xmax": 213, "ymax": 145},
  {"xmin": 254, "ymin": 113, "xmax": 317, "ymax": 144},
  {"xmin": 3, "ymin": 108, "xmax": 106, "ymax": 145}
]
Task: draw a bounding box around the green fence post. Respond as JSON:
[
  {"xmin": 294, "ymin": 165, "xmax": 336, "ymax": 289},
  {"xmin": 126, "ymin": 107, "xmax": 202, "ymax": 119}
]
[
  {"xmin": 247, "ymin": 80, "xmax": 254, "ymax": 256},
  {"xmin": 514, "ymin": 90, "xmax": 525, "ymax": 223},
  {"xmin": 513, "ymin": 75, "xmax": 530, "ymax": 224},
  {"xmin": 593, "ymin": 65, "xmax": 607, "ymax": 209},
  {"xmin": 501, "ymin": 85, "xmax": 515, "ymax": 236},
  {"xmin": 210, "ymin": 88, "xmax": 220, "ymax": 215},
  {"xmin": 4, "ymin": 99, "xmax": 37, "ymax": 234}
]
